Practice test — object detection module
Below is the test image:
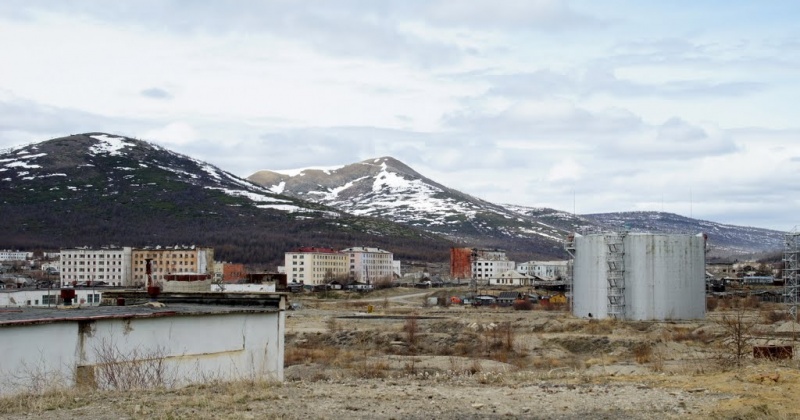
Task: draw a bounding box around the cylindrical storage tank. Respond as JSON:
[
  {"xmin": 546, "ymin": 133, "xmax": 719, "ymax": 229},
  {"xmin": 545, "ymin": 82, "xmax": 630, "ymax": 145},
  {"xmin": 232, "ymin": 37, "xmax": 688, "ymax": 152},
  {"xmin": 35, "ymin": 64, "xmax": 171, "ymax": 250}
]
[
  {"xmin": 572, "ymin": 233, "xmax": 610, "ymax": 319},
  {"xmin": 572, "ymin": 232, "xmax": 706, "ymax": 321}
]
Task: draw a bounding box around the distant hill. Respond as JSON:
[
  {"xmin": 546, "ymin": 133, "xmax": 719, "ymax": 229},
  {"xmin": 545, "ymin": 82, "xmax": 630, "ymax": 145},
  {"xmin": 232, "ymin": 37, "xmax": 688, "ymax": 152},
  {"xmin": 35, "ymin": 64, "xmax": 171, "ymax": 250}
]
[
  {"xmin": 0, "ymin": 134, "xmax": 452, "ymax": 266},
  {"xmin": 249, "ymin": 157, "xmax": 582, "ymax": 260},
  {"xmin": 582, "ymin": 211, "xmax": 784, "ymax": 254},
  {"xmin": 249, "ymin": 157, "xmax": 784, "ymax": 259}
]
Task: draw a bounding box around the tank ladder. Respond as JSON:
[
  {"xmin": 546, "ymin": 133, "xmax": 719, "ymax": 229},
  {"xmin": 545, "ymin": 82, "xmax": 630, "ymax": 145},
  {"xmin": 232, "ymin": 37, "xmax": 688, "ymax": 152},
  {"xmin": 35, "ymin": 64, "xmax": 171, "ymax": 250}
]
[
  {"xmin": 605, "ymin": 233, "xmax": 626, "ymax": 319},
  {"xmin": 784, "ymin": 229, "xmax": 800, "ymax": 320}
]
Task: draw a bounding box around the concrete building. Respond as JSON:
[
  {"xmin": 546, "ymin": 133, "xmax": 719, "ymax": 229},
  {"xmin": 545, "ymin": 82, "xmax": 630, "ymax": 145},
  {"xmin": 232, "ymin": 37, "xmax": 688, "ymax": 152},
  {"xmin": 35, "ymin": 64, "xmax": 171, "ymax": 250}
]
[
  {"xmin": 1, "ymin": 288, "xmax": 103, "ymax": 308},
  {"xmin": 450, "ymin": 248, "xmax": 515, "ymax": 281},
  {"xmin": 472, "ymin": 250, "xmax": 515, "ymax": 282},
  {"xmin": 569, "ymin": 232, "xmax": 706, "ymax": 321},
  {"xmin": 490, "ymin": 270, "xmax": 534, "ymax": 286},
  {"xmin": 341, "ymin": 247, "xmax": 397, "ymax": 284},
  {"xmin": 213, "ymin": 262, "xmax": 247, "ymax": 283},
  {"xmin": 0, "ymin": 250, "xmax": 32, "ymax": 261},
  {"xmin": 0, "ymin": 292, "xmax": 286, "ymax": 396},
  {"xmin": 285, "ymin": 247, "xmax": 348, "ymax": 285},
  {"xmin": 517, "ymin": 260, "xmax": 569, "ymax": 280},
  {"xmin": 59, "ymin": 247, "xmax": 132, "ymax": 287},
  {"xmin": 131, "ymin": 246, "xmax": 214, "ymax": 286}
]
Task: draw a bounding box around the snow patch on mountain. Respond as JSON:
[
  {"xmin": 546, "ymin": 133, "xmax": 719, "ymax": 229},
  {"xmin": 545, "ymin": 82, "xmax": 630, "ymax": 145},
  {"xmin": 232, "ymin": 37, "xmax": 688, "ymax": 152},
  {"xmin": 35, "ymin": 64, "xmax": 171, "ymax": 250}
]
[
  {"xmin": 269, "ymin": 181, "xmax": 286, "ymax": 194},
  {"xmin": 271, "ymin": 165, "xmax": 346, "ymax": 177},
  {"xmin": 89, "ymin": 134, "xmax": 134, "ymax": 156}
]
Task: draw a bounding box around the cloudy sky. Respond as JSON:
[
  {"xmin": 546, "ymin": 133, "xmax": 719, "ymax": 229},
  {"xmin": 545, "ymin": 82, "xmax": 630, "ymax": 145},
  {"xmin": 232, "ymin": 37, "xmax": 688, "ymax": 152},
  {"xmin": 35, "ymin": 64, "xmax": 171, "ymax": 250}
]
[{"xmin": 1, "ymin": 1, "xmax": 798, "ymax": 231}]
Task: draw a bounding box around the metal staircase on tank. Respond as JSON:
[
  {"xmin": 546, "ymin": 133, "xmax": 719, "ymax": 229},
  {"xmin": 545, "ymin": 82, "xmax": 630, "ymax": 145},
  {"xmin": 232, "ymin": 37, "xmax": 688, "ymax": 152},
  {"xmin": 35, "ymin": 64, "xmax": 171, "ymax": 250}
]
[
  {"xmin": 564, "ymin": 234, "xmax": 576, "ymax": 313},
  {"xmin": 784, "ymin": 229, "xmax": 800, "ymax": 320},
  {"xmin": 605, "ymin": 232, "xmax": 626, "ymax": 319}
]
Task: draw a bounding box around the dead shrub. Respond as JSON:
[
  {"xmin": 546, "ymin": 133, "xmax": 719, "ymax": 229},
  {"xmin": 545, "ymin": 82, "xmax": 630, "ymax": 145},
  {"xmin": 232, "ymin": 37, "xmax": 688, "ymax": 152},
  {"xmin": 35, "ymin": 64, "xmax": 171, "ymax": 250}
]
[
  {"xmin": 326, "ymin": 317, "xmax": 340, "ymax": 333},
  {"xmin": 585, "ymin": 319, "xmax": 615, "ymax": 335},
  {"xmin": 354, "ymin": 359, "xmax": 389, "ymax": 379},
  {"xmin": 404, "ymin": 314, "xmax": 419, "ymax": 348},
  {"xmin": 706, "ymin": 296, "xmax": 719, "ymax": 312},
  {"xmin": 632, "ymin": 342, "xmax": 653, "ymax": 364},
  {"xmin": 512, "ymin": 299, "xmax": 533, "ymax": 311},
  {"xmin": 761, "ymin": 309, "xmax": 791, "ymax": 324},
  {"xmin": 92, "ymin": 338, "xmax": 175, "ymax": 391},
  {"xmin": 669, "ymin": 328, "xmax": 694, "ymax": 342}
]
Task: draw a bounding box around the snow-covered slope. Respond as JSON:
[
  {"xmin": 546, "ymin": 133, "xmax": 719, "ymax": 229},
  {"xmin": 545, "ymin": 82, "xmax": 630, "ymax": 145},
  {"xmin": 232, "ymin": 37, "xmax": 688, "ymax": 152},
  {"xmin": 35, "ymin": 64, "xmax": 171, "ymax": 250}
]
[
  {"xmin": 249, "ymin": 157, "xmax": 784, "ymax": 257},
  {"xmin": 0, "ymin": 134, "xmax": 451, "ymax": 264},
  {"xmin": 249, "ymin": 157, "xmax": 578, "ymax": 256}
]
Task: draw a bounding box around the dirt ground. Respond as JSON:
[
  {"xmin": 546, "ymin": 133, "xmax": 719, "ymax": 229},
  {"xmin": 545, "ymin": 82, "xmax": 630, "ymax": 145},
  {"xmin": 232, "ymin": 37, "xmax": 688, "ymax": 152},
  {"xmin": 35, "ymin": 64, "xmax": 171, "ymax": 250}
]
[{"xmin": 2, "ymin": 288, "xmax": 800, "ymax": 419}]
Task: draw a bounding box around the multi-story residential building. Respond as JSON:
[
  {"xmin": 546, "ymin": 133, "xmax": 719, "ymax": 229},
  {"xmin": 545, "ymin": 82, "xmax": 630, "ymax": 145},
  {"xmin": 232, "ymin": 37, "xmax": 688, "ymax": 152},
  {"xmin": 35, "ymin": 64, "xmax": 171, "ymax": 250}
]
[
  {"xmin": 59, "ymin": 247, "xmax": 132, "ymax": 286},
  {"xmin": 0, "ymin": 250, "xmax": 33, "ymax": 261},
  {"xmin": 284, "ymin": 247, "xmax": 348, "ymax": 285},
  {"xmin": 131, "ymin": 246, "xmax": 214, "ymax": 286},
  {"xmin": 470, "ymin": 249, "xmax": 515, "ymax": 281},
  {"xmin": 213, "ymin": 262, "xmax": 247, "ymax": 283},
  {"xmin": 341, "ymin": 247, "xmax": 397, "ymax": 284},
  {"xmin": 516, "ymin": 260, "xmax": 569, "ymax": 280}
]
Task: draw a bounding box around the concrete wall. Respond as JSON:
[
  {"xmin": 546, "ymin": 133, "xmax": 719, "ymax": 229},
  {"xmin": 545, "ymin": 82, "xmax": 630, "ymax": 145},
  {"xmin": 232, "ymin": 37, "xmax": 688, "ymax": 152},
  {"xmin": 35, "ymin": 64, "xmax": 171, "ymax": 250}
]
[
  {"xmin": 211, "ymin": 283, "xmax": 277, "ymax": 293},
  {"xmin": 0, "ymin": 310, "xmax": 284, "ymax": 396},
  {"xmin": 572, "ymin": 233, "xmax": 705, "ymax": 320}
]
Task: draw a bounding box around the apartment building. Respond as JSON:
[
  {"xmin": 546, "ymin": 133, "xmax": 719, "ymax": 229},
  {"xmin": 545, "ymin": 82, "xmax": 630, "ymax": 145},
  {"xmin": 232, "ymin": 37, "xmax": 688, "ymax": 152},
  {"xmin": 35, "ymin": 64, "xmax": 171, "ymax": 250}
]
[
  {"xmin": 341, "ymin": 247, "xmax": 397, "ymax": 284},
  {"xmin": 470, "ymin": 249, "xmax": 515, "ymax": 281},
  {"xmin": 516, "ymin": 260, "xmax": 569, "ymax": 280},
  {"xmin": 59, "ymin": 247, "xmax": 132, "ymax": 286},
  {"xmin": 0, "ymin": 250, "xmax": 33, "ymax": 261},
  {"xmin": 285, "ymin": 247, "xmax": 348, "ymax": 285},
  {"xmin": 131, "ymin": 246, "xmax": 214, "ymax": 286}
]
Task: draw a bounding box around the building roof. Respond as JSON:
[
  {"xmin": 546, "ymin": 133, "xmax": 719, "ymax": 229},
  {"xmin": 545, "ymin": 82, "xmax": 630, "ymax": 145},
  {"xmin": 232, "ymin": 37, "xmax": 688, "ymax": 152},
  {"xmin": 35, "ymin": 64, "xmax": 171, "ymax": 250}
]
[
  {"xmin": 0, "ymin": 302, "xmax": 281, "ymax": 327},
  {"xmin": 341, "ymin": 247, "xmax": 390, "ymax": 254},
  {"xmin": 290, "ymin": 247, "xmax": 341, "ymax": 254}
]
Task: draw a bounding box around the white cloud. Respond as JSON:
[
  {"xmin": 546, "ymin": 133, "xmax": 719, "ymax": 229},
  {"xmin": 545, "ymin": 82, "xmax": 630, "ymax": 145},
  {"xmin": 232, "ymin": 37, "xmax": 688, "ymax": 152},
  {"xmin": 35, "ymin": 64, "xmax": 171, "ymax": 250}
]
[{"xmin": 0, "ymin": 1, "xmax": 798, "ymax": 230}]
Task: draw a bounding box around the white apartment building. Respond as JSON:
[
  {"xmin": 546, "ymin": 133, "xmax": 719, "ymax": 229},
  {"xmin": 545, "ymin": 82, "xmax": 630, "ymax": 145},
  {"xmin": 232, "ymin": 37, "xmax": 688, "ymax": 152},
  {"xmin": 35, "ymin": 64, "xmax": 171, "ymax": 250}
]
[
  {"xmin": 471, "ymin": 249, "xmax": 515, "ymax": 281},
  {"xmin": 131, "ymin": 246, "xmax": 214, "ymax": 286},
  {"xmin": 0, "ymin": 250, "xmax": 32, "ymax": 261},
  {"xmin": 341, "ymin": 247, "xmax": 398, "ymax": 284},
  {"xmin": 59, "ymin": 247, "xmax": 132, "ymax": 286},
  {"xmin": 285, "ymin": 247, "xmax": 348, "ymax": 285},
  {"xmin": 516, "ymin": 260, "xmax": 569, "ymax": 280}
]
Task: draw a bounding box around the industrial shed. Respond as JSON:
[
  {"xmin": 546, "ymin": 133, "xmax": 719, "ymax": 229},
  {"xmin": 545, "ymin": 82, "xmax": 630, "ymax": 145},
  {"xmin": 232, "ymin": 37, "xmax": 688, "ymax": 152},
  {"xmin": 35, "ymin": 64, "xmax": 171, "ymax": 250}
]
[{"xmin": 0, "ymin": 292, "xmax": 286, "ymax": 396}]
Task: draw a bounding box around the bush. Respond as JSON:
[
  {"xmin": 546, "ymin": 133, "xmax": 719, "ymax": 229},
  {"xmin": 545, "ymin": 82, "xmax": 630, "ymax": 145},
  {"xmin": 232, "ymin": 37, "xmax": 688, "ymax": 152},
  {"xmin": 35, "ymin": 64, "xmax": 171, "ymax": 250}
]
[
  {"xmin": 512, "ymin": 299, "xmax": 533, "ymax": 311},
  {"xmin": 706, "ymin": 296, "xmax": 718, "ymax": 312}
]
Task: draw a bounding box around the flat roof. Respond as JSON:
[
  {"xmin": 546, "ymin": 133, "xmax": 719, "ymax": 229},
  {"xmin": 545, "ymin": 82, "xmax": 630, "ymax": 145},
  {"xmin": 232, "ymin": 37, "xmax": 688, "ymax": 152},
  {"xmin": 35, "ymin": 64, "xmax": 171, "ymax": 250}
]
[{"xmin": 0, "ymin": 303, "xmax": 281, "ymax": 327}]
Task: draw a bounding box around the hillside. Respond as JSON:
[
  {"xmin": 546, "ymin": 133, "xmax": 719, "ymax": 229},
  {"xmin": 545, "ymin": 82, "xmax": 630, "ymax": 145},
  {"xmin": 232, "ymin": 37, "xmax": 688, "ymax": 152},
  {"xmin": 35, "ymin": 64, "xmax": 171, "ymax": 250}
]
[
  {"xmin": 0, "ymin": 134, "xmax": 453, "ymax": 266},
  {"xmin": 249, "ymin": 157, "xmax": 576, "ymax": 260},
  {"xmin": 583, "ymin": 211, "xmax": 784, "ymax": 254},
  {"xmin": 249, "ymin": 157, "xmax": 784, "ymax": 259}
]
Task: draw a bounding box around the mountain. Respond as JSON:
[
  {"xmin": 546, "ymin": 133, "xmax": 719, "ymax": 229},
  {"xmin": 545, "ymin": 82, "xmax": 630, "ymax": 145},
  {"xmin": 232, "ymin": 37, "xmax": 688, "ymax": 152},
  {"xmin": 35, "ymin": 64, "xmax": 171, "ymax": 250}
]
[
  {"xmin": 0, "ymin": 134, "xmax": 452, "ymax": 265},
  {"xmin": 248, "ymin": 157, "xmax": 580, "ymax": 260},
  {"xmin": 248, "ymin": 157, "xmax": 784, "ymax": 259},
  {"xmin": 582, "ymin": 211, "xmax": 784, "ymax": 255}
]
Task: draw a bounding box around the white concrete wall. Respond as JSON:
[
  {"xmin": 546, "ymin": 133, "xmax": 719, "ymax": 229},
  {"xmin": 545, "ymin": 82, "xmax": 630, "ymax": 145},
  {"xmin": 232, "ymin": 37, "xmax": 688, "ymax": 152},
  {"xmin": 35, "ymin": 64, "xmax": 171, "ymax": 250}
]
[
  {"xmin": 211, "ymin": 283, "xmax": 277, "ymax": 293},
  {"xmin": 572, "ymin": 233, "xmax": 705, "ymax": 321},
  {"xmin": 0, "ymin": 310, "xmax": 284, "ymax": 396}
]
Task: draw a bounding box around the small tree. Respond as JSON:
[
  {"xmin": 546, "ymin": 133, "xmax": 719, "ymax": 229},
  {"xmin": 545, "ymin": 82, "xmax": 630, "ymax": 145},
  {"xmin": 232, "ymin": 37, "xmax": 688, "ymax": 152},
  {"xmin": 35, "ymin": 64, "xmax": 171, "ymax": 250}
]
[{"xmin": 717, "ymin": 300, "xmax": 757, "ymax": 368}]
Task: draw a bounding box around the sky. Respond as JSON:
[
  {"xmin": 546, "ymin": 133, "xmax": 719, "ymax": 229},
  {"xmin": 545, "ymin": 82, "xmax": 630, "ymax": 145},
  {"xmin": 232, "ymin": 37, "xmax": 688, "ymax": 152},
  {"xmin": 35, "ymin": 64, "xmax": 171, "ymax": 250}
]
[{"xmin": 1, "ymin": 1, "xmax": 799, "ymax": 231}]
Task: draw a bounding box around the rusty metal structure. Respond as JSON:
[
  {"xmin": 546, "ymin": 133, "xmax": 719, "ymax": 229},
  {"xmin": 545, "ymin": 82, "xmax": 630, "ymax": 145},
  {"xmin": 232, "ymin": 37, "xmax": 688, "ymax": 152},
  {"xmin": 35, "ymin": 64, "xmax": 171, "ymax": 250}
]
[{"xmin": 450, "ymin": 247, "xmax": 472, "ymax": 279}]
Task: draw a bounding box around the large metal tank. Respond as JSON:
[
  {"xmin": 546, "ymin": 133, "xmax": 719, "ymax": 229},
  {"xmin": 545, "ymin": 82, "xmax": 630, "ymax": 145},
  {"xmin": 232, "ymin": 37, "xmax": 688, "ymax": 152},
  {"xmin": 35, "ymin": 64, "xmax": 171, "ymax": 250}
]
[{"xmin": 571, "ymin": 232, "xmax": 706, "ymax": 320}]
